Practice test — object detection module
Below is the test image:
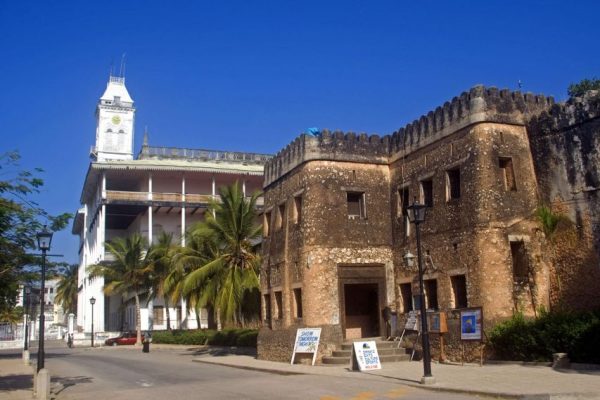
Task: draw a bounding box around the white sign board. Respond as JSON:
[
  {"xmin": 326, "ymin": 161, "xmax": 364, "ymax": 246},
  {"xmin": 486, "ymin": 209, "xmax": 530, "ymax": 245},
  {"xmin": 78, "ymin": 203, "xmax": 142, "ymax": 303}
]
[
  {"xmin": 291, "ymin": 328, "xmax": 322, "ymax": 366},
  {"xmin": 404, "ymin": 310, "xmax": 420, "ymax": 331},
  {"xmin": 352, "ymin": 341, "xmax": 382, "ymax": 371}
]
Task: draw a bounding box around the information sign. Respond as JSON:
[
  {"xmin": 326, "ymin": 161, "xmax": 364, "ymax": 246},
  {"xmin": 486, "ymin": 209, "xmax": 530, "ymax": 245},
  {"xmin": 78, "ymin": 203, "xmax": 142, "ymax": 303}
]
[
  {"xmin": 460, "ymin": 307, "xmax": 483, "ymax": 341},
  {"xmin": 404, "ymin": 310, "xmax": 420, "ymax": 331},
  {"xmin": 352, "ymin": 341, "xmax": 382, "ymax": 371},
  {"xmin": 291, "ymin": 328, "xmax": 322, "ymax": 365}
]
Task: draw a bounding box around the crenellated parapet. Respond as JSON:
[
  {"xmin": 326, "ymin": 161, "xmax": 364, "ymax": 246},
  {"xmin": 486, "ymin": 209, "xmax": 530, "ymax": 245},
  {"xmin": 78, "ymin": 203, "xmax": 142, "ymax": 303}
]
[
  {"xmin": 265, "ymin": 85, "xmax": 555, "ymax": 187},
  {"xmin": 389, "ymin": 85, "xmax": 554, "ymax": 161},
  {"xmin": 264, "ymin": 129, "xmax": 390, "ymax": 187},
  {"xmin": 527, "ymin": 90, "xmax": 600, "ymax": 136}
]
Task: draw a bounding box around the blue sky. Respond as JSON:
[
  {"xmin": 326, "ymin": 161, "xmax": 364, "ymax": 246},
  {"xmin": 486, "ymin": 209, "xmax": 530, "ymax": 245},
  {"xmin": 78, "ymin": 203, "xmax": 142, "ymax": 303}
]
[{"xmin": 1, "ymin": 0, "xmax": 599, "ymax": 264}]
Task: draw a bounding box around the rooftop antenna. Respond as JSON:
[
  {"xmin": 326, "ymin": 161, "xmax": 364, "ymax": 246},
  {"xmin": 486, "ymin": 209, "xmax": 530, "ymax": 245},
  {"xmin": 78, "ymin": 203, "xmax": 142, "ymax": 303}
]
[
  {"xmin": 119, "ymin": 53, "xmax": 127, "ymax": 78},
  {"xmin": 109, "ymin": 59, "xmax": 114, "ymax": 78}
]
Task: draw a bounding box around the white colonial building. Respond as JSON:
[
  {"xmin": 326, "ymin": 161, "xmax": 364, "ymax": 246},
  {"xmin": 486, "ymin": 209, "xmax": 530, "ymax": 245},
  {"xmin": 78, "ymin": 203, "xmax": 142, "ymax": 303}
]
[{"xmin": 72, "ymin": 75, "xmax": 271, "ymax": 335}]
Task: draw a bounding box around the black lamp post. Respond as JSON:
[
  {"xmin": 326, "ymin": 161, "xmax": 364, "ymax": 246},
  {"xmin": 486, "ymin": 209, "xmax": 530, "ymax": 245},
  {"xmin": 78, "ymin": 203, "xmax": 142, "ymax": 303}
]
[
  {"xmin": 36, "ymin": 225, "xmax": 53, "ymax": 373},
  {"xmin": 23, "ymin": 286, "xmax": 31, "ymax": 351},
  {"xmin": 406, "ymin": 199, "xmax": 435, "ymax": 384},
  {"xmin": 90, "ymin": 297, "xmax": 96, "ymax": 347}
]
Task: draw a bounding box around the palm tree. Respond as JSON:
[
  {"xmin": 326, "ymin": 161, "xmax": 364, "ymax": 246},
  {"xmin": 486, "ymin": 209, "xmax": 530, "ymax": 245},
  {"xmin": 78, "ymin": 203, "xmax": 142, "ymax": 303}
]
[
  {"xmin": 166, "ymin": 224, "xmax": 220, "ymax": 329},
  {"xmin": 54, "ymin": 264, "xmax": 79, "ymax": 317},
  {"xmin": 88, "ymin": 234, "xmax": 152, "ymax": 345},
  {"xmin": 182, "ymin": 183, "xmax": 262, "ymax": 326},
  {"xmin": 147, "ymin": 232, "xmax": 177, "ymax": 330}
]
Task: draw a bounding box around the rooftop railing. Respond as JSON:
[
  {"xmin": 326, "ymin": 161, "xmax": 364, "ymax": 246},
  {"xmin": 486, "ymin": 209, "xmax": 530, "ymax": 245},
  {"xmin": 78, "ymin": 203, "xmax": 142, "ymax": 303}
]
[{"xmin": 138, "ymin": 145, "xmax": 273, "ymax": 164}]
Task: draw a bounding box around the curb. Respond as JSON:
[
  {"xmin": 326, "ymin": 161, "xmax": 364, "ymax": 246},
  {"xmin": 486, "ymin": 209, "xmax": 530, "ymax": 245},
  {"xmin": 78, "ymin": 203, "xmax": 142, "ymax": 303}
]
[{"xmin": 191, "ymin": 358, "xmax": 594, "ymax": 400}]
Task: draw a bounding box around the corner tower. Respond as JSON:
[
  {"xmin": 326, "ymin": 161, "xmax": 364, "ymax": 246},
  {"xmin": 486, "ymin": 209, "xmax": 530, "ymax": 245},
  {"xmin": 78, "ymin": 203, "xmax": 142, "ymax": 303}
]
[{"xmin": 92, "ymin": 75, "xmax": 135, "ymax": 161}]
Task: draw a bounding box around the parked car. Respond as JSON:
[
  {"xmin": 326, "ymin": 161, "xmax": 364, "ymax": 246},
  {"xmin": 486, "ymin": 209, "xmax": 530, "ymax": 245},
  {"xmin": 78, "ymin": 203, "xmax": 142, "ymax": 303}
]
[{"xmin": 105, "ymin": 331, "xmax": 138, "ymax": 346}]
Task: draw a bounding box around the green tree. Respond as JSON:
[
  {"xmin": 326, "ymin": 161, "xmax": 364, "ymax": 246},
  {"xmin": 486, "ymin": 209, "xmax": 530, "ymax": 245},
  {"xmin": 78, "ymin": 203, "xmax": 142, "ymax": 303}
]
[
  {"xmin": 147, "ymin": 232, "xmax": 177, "ymax": 330},
  {"xmin": 568, "ymin": 78, "xmax": 600, "ymax": 98},
  {"xmin": 0, "ymin": 151, "xmax": 71, "ymax": 314},
  {"xmin": 88, "ymin": 234, "xmax": 152, "ymax": 345},
  {"xmin": 167, "ymin": 225, "xmax": 220, "ymax": 329},
  {"xmin": 54, "ymin": 264, "xmax": 79, "ymax": 315},
  {"xmin": 182, "ymin": 183, "xmax": 262, "ymax": 326}
]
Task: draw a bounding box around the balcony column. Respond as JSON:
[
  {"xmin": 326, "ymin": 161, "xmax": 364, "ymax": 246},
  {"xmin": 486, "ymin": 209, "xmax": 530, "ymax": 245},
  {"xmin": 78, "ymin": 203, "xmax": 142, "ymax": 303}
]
[
  {"xmin": 181, "ymin": 175, "xmax": 186, "ymax": 247},
  {"xmin": 101, "ymin": 172, "xmax": 107, "ymax": 199},
  {"xmin": 211, "ymin": 176, "xmax": 216, "ymax": 198},
  {"xmin": 242, "ymin": 180, "xmax": 246, "ymax": 197},
  {"xmin": 148, "ymin": 173, "xmax": 153, "ymax": 246}
]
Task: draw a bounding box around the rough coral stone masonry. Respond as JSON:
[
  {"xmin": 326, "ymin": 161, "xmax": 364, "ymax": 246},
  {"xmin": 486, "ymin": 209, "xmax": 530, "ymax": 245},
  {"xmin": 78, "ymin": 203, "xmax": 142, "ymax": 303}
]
[{"xmin": 258, "ymin": 86, "xmax": 600, "ymax": 363}]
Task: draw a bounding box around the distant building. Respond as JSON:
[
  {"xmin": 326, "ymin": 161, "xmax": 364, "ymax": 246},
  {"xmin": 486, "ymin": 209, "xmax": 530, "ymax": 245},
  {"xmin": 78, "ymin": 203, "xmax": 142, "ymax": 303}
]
[{"xmin": 72, "ymin": 75, "xmax": 272, "ymax": 334}]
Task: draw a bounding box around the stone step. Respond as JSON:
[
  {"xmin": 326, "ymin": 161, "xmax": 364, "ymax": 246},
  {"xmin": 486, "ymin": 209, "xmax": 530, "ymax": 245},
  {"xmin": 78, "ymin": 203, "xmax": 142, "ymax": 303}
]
[
  {"xmin": 341, "ymin": 341, "xmax": 399, "ymax": 351},
  {"xmin": 335, "ymin": 347, "xmax": 407, "ymax": 357},
  {"xmin": 321, "ymin": 352, "xmax": 411, "ymax": 365}
]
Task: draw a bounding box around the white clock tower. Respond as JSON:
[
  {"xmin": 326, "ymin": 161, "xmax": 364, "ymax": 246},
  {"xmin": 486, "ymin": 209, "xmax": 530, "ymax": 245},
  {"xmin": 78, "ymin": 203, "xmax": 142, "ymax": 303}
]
[{"xmin": 93, "ymin": 75, "xmax": 135, "ymax": 162}]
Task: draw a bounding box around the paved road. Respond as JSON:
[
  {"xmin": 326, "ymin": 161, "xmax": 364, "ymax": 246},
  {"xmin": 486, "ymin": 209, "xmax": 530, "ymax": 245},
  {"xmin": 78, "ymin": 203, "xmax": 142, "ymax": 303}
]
[{"xmin": 26, "ymin": 343, "xmax": 484, "ymax": 400}]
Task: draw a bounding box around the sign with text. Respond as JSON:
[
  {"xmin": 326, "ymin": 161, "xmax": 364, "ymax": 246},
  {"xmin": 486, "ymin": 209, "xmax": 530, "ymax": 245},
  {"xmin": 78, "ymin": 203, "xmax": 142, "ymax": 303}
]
[
  {"xmin": 404, "ymin": 310, "xmax": 420, "ymax": 331},
  {"xmin": 352, "ymin": 341, "xmax": 382, "ymax": 371},
  {"xmin": 291, "ymin": 328, "xmax": 322, "ymax": 365},
  {"xmin": 460, "ymin": 307, "xmax": 483, "ymax": 341},
  {"xmin": 427, "ymin": 311, "xmax": 448, "ymax": 334}
]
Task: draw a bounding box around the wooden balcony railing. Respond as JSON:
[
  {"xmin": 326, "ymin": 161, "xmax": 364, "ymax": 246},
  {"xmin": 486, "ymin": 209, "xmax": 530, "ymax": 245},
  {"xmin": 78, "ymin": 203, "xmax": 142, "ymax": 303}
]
[{"xmin": 105, "ymin": 190, "xmax": 264, "ymax": 207}]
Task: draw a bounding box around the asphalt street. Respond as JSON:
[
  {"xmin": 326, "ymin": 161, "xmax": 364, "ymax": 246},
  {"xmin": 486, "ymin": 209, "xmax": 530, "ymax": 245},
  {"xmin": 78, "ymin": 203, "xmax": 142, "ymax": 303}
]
[{"xmin": 14, "ymin": 342, "xmax": 486, "ymax": 400}]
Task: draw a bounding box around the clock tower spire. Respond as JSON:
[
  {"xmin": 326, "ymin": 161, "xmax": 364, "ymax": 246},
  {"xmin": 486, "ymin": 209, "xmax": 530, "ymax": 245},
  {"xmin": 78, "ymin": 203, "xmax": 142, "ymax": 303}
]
[{"xmin": 92, "ymin": 75, "xmax": 135, "ymax": 162}]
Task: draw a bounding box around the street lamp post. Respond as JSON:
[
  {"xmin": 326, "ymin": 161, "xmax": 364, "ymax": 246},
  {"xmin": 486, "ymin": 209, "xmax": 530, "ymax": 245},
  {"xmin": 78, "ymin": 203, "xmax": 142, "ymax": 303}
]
[
  {"xmin": 36, "ymin": 226, "xmax": 53, "ymax": 373},
  {"xmin": 406, "ymin": 199, "xmax": 435, "ymax": 385},
  {"xmin": 23, "ymin": 286, "xmax": 30, "ymax": 351},
  {"xmin": 90, "ymin": 297, "xmax": 96, "ymax": 347}
]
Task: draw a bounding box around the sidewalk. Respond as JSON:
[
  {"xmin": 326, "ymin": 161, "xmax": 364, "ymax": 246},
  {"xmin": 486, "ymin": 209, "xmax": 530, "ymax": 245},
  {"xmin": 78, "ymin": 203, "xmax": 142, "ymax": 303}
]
[
  {"xmin": 193, "ymin": 354, "xmax": 600, "ymax": 399},
  {"xmin": 0, "ymin": 355, "xmax": 34, "ymax": 400}
]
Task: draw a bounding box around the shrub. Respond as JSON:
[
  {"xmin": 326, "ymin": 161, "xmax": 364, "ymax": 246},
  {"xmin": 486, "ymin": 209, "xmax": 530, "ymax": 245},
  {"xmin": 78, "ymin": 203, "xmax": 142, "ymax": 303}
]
[
  {"xmin": 152, "ymin": 328, "xmax": 259, "ymax": 347},
  {"xmin": 152, "ymin": 329, "xmax": 213, "ymax": 345},
  {"xmin": 488, "ymin": 310, "xmax": 600, "ymax": 363}
]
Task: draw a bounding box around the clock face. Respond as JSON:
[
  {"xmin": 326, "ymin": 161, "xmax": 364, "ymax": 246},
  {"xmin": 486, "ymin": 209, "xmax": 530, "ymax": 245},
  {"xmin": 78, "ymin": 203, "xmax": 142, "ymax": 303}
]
[{"xmin": 111, "ymin": 115, "xmax": 121, "ymax": 125}]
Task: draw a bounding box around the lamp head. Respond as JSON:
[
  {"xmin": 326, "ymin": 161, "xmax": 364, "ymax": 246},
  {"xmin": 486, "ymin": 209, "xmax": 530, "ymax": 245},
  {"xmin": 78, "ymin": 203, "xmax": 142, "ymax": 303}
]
[
  {"xmin": 90, "ymin": 297, "xmax": 96, "ymax": 305},
  {"xmin": 36, "ymin": 225, "xmax": 53, "ymax": 251},
  {"xmin": 403, "ymin": 251, "xmax": 416, "ymax": 268},
  {"xmin": 406, "ymin": 198, "xmax": 427, "ymax": 224}
]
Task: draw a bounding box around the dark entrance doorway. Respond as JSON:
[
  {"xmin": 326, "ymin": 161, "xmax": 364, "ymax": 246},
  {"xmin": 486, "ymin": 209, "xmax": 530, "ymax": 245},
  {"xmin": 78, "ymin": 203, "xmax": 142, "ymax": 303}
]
[{"xmin": 343, "ymin": 283, "xmax": 379, "ymax": 339}]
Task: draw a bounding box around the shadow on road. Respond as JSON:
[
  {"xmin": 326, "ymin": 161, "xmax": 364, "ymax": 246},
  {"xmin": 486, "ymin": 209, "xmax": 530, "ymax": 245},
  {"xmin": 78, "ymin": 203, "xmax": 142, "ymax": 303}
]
[
  {"xmin": 0, "ymin": 374, "xmax": 32, "ymax": 391},
  {"xmin": 51, "ymin": 375, "xmax": 93, "ymax": 396},
  {"xmin": 191, "ymin": 346, "xmax": 257, "ymax": 358}
]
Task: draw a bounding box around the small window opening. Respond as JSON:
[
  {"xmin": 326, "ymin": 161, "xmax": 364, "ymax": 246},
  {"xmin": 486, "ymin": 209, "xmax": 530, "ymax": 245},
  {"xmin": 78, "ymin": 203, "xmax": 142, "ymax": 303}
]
[
  {"xmin": 274, "ymin": 291, "xmax": 283, "ymax": 320},
  {"xmin": 420, "ymin": 179, "xmax": 433, "ymax": 207},
  {"xmin": 294, "ymin": 195, "xmax": 302, "ymax": 224},
  {"xmin": 510, "ymin": 241, "xmax": 529, "ymax": 281},
  {"xmin": 499, "ymin": 157, "xmax": 517, "ymax": 191},
  {"xmin": 347, "ymin": 192, "xmax": 366, "ymax": 219},
  {"xmin": 264, "ymin": 211, "xmax": 271, "ymax": 237},
  {"xmin": 263, "ymin": 294, "xmax": 271, "ymax": 321},
  {"xmin": 400, "ymin": 283, "xmax": 413, "ymax": 313},
  {"xmin": 293, "ymin": 288, "xmax": 303, "ymax": 319},
  {"xmin": 451, "ymin": 275, "xmax": 468, "ymax": 308},
  {"xmin": 153, "ymin": 306, "xmax": 165, "ymax": 325},
  {"xmin": 424, "ymin": 279, "xmax": 438, "ymax": 310},
  {"xmin": 447, "ymin": 168, "xmax": 461, "ymax": 200},
  {"xmin": 277, "ymin": 204, "xmax": 285, "ymax": 230}
]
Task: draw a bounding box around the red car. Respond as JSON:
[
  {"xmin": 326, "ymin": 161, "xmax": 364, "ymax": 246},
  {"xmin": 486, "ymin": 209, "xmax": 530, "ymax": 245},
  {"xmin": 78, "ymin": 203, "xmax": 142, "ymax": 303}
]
[{"xmin": 105, "ymin": 331, "xmax": 138, "ymax": 346}]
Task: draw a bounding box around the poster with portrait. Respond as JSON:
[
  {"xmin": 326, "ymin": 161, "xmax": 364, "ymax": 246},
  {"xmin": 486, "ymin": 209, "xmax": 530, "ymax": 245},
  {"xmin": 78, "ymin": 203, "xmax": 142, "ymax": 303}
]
[{"xmin": 460, "ymin": 307, "xmax": 483, "ymax": 341}]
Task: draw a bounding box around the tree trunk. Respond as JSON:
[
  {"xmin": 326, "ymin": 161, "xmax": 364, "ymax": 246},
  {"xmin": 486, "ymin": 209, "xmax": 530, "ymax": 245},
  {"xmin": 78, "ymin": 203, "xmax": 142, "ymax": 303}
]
[
  {"xmin": 147, "ymin": 292, "xmax": 154, "ymax": 332},
  {"xmin": 207, "ymin": 305, "xmax": 217, "ymax": 330},
  {"xmin": 195, "ymin": 306, "xmax": 201, "ymax": 329},
  {"xmin": 134, "ymin": 294, "xmax": 142, "ymax": 346},
  {"xmin": 165, "ymin": 298, "xmax": 171, "ymax": 331}
]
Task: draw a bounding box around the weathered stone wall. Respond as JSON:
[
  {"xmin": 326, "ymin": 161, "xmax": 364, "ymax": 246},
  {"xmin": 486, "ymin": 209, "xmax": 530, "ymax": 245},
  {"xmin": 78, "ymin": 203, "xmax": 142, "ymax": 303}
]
[
  {"xmin": 528, "ymin": 92, "xmax": 600, "ymax": 311},
  {"xmin": 259, "ymin": 85, "xmax": 561, "ymax": 363},
  {"xmin": 257, "ymin": 324, "xmax": 343, "ymax": 363}
]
